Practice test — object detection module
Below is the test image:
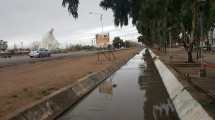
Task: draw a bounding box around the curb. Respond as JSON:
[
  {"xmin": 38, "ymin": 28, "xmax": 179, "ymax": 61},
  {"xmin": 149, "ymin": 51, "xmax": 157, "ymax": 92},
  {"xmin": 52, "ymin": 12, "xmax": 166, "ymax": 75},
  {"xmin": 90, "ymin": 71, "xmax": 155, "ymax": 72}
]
[
  {"xmin": 147, "ymin": 49, "xmax": 213, "ymax": 120},
  {"xmin": 4, "ymin": 51, "xmax": 137, "ymax": 120}
]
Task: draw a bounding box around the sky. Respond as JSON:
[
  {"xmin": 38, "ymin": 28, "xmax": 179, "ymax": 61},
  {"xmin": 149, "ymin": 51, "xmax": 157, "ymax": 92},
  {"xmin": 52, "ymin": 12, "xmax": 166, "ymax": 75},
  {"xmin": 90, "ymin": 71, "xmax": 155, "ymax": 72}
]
[{"xmin": 0, "ymin": 0, "xmax": 139, "ymax": 48}]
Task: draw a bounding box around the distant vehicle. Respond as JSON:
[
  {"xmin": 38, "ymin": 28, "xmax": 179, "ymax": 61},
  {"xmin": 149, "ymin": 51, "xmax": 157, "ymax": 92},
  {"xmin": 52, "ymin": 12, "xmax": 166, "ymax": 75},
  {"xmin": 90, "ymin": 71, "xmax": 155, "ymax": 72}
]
[
  {"xmin": 29, "ymin": 48, "xmax": 51, "ymax": 58},
  {"xmin": 0, "ymin": 51, "xmax": 12, "ymax": 58}
]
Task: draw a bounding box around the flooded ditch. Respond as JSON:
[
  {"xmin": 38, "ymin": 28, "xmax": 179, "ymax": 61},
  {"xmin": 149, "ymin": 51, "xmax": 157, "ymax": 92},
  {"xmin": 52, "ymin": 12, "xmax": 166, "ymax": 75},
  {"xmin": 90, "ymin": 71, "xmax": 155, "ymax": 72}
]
[{"xmin": 57, "ymin": 50, "xmax": 179, "ymax": 120}]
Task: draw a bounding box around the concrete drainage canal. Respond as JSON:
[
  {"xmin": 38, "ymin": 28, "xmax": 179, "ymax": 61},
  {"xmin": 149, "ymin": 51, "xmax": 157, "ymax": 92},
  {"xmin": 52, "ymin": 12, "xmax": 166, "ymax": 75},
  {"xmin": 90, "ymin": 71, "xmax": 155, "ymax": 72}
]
[{"xmin": 57, "ymin": 49, "xmax": 179, "ymax": 120}]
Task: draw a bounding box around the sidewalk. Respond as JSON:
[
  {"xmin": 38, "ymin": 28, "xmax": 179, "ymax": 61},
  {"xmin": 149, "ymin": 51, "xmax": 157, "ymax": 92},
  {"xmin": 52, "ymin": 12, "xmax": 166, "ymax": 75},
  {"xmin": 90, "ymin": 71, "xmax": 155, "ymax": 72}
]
[{"xmin": 153, "ymin": 47, "xmax": 215, "ymax": 118}]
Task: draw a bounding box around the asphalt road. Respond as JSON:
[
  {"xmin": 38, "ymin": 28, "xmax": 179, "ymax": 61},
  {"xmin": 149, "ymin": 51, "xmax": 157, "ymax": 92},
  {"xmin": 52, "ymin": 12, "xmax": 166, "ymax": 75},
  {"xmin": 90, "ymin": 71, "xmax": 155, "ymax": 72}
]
[{"xmin": 0, "ymin": 50, "xmax": 98, "ymax": 68}]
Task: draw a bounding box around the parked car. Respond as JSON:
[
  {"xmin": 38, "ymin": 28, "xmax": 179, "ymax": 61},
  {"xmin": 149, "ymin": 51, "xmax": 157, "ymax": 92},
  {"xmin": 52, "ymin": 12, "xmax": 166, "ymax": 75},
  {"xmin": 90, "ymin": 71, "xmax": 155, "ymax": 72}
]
[{"xmin": 29, "ymin": 48, "xmax": 51, "ymax": 58}]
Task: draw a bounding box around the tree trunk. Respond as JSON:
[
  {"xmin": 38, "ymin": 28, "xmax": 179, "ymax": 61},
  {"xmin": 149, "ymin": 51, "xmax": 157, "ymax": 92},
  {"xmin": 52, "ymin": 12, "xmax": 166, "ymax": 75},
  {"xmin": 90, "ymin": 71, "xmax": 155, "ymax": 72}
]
[
  {"xmin": 196, "ymin": 48, "xmax": 201, "ymax": 60},
  {"xmin": 196, "ymin": 41, "xmax": 201, "ymax": 60},
  {"xmin": 189, "ymin": 0, "xmax": 197, "ymax": 63},
  {"xmin": 187, "ymin": 43, "xmax": 194, "ymax": 63},
  {"xmin": 188, "ymin": 50, "xmax": 193, "ymax": 63}
]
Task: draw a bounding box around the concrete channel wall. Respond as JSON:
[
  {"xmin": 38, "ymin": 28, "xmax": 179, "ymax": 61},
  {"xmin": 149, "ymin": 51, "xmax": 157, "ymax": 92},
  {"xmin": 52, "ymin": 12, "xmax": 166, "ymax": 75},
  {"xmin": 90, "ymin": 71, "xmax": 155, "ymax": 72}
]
[
  {"xmin": 148, "ymin": 49, "xmax": 213, "ymax": 120},
  {"xmin": 4, "ymin": 51, "xmax": 137, "ymax": 120}
]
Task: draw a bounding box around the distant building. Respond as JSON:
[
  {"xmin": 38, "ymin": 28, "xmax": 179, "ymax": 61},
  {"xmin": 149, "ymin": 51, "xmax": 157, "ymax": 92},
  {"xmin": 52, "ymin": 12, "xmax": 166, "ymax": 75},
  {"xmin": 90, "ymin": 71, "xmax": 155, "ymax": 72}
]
[{"xmin": 96, "ymin": 33, "xmax": 110, "ymax": 48}]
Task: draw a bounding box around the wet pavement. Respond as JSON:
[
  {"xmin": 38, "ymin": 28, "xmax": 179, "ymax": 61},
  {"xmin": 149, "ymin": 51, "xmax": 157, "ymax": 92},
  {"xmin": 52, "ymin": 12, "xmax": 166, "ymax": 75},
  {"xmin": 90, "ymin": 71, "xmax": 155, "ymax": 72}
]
[{"xmin": 57, "ymin": 50, "xmax": 179, "ymax": 120}]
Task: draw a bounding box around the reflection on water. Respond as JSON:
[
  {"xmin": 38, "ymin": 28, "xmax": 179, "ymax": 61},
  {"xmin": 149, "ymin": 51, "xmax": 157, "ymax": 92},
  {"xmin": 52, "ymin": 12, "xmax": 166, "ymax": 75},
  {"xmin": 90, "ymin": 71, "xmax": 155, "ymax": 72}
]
[
  {"xmin": 57, "ymin": 50, "xmax": 179, "ymax": 120},
  {"xmin": 153, "ymin": 99, "xmax": 175, "ymax": 120},
  {"xmin": 99, "ymin": 77, "xmax": 113, "ymax": 96},
  {"xmin": 140, "ymin": 50, "xmax": 179, "ymax": 120}
]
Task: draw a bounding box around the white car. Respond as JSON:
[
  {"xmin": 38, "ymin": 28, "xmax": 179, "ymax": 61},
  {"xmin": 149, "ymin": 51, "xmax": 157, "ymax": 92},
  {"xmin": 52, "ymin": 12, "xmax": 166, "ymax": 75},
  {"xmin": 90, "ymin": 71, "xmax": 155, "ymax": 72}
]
[{"xmin": 29, "ymin": 48, "xmax": 51, "ymax": 58}]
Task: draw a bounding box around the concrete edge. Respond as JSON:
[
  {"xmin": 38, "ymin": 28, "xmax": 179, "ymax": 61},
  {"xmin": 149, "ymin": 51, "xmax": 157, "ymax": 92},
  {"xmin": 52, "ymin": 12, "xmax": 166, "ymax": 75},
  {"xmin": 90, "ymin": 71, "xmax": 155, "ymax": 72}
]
[
  {"xmin": 4, "ymin": 50, "xmax": 137, "ymax": 120},
  {"xmin": 147, "ymin": 49, "xmax": 213, "ymax": 120}
]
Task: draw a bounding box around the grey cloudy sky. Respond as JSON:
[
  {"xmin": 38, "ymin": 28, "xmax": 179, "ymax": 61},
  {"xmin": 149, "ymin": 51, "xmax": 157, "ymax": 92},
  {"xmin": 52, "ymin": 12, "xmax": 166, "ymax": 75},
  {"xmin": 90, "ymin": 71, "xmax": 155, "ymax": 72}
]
[{"xmin": 0, "ymin": 0, "xmax": 139, "ymax": 48}]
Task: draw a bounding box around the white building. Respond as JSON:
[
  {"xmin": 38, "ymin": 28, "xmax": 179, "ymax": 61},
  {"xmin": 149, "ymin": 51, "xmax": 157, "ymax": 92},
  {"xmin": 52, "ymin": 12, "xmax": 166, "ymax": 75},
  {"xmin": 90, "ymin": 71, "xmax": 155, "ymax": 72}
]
[{"xmin": 40, "ymin": 28, "xmax": 59, "ymax": 50}]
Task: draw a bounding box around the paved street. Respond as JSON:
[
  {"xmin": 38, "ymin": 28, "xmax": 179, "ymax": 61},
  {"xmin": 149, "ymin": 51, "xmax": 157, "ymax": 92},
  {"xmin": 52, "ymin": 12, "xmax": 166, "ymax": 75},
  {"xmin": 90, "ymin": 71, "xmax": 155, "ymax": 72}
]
[{"xmin": 0, "ymin": 50, "xmax": 98, "ymax": 68}]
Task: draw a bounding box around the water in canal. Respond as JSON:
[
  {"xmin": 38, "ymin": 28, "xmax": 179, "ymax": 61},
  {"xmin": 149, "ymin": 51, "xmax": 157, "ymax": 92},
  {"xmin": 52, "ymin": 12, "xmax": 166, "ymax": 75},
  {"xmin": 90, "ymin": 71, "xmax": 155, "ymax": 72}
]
[{"xmin": 57, "ymin": 50, "xmax": 179, "ymax": 120}]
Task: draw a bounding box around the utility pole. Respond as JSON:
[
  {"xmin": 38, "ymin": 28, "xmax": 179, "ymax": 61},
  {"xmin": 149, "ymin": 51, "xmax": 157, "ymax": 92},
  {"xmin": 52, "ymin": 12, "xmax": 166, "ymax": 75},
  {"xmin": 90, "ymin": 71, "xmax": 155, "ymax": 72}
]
[
  {"xmin": 89, "ymin": 12, "xmax": 104, "ymax": 33},
  {"xmin": 91, "ymin": 39, "xmax": 96, "ymax": 46},
  {"xmin": 21, "ymin": 41, "xmax": 23, "ymax": 49}
]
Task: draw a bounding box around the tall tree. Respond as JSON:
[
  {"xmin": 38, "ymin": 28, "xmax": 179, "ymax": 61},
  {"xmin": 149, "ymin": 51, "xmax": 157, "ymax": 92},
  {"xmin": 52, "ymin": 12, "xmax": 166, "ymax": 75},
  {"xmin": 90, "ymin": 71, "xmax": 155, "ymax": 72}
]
[
  {"xmin": 62, "ymin": 0, "xmax": 79, "ymax": 18},
  {"xmin": 112, "ymin": 37, "xmax": 124, "ymax": 48},
  {"xmin": 62, "ymin": 0, "xmax": 215, "ymax": 62},
  {"xmin": 99, "ymin": 0, "xmax": 215, "ymax": 62}
]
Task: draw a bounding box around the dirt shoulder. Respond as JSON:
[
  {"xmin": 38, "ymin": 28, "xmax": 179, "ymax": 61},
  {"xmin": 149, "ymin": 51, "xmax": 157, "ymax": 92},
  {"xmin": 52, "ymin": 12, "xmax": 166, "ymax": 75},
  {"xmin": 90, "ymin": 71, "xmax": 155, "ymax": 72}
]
[
  {"xmin": 0, "ymin": 48, "xmax": 139, "ymax": 119},
  {"xmin": 152, "ymin": 47, "xmax": 215, "ymax": 119}
]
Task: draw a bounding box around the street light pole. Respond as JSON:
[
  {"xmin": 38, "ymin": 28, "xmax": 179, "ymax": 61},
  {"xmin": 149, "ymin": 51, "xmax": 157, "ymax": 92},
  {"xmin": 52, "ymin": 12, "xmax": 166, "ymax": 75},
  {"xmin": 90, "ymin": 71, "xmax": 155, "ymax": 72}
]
[
  {"xmin": 100, "ymin": 14, "xmax": 104, "ymax": 32},
  {"xmin": 89, "ymin": 12, "xmax": 104, "ymax": 33}
]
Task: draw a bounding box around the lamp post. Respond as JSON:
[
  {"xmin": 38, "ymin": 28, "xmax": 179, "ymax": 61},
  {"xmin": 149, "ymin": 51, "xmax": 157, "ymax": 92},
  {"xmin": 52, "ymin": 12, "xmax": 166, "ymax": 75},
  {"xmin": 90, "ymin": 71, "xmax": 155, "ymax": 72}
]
[{"xmin": 89, "ymin": 12, "xmax": 104, "ymax": 33}]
